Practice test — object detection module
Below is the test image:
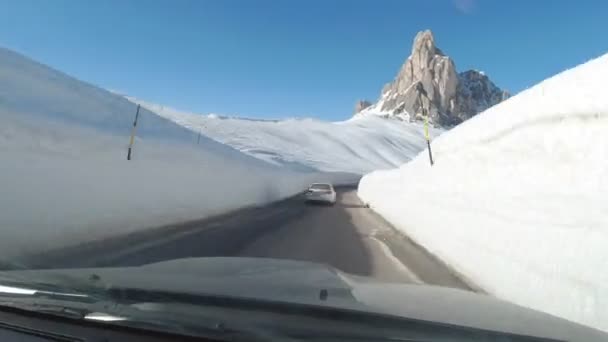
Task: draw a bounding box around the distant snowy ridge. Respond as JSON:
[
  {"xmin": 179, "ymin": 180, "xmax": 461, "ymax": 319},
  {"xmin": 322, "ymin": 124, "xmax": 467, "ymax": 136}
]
[
  {"xmin": 359, "ymin": 52, "xmax": 608, "ymax": 332},
  {"xmin": 127, "ymin": 97, "xmax": 441, "ymax": 174}
]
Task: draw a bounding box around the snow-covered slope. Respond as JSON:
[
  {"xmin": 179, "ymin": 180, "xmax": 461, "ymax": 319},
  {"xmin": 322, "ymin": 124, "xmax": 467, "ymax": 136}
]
[
  {"xmin": 126, "ymin": 98, "xmax": 440, "ymax": 174},
  {"xmin": 0, "ymin": 47, "xmax": 349, "ymax": 258},
  {"xmin": 359, "ymin": 53, "xmax": 608, "ymax": 332}
]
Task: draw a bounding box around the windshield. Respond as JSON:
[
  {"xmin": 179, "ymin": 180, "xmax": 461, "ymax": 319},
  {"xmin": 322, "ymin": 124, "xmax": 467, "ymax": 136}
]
[{"xmin": 1, "ymin": 0, "xmax": 607, "ymax": 340}]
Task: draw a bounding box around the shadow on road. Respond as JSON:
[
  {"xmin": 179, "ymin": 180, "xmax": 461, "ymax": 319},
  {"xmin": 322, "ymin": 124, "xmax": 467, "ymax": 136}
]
[
  {"xmin": 20, "ymin": 194, "xmax": 306, "ymax": 269},
  {"xmin": 338, "ymin": 203, "xmax": 368, "ymax": 209},
  {"xmin": 238, "ymin": 195, "xmax": 373, "ymax": 277},
  {"xmin": 304, "ymin": 201, "xmax": 334, "ymax": 207},
  {"xmin": 20, "ymin": 188, "xmax": 374, "ymax": 278}
]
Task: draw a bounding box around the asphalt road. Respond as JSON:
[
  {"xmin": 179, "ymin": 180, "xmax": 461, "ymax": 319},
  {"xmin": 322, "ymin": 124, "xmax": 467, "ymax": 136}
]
[{"xmin": 23, "ymin": 187, "xmax": 472, "ymax": 291}]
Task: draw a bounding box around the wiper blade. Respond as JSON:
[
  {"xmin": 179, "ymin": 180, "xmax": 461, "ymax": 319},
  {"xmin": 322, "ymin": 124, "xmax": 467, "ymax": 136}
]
[
  {"xmin": 0, "ymin": 296, "xmax": 287, "ymax": 342},
  {"xmin": 0, "ymin": 283, "xmax": 95, "ymax": 305},
  {"xmin": 0, "ymin": 272, "xmax": 110, "ymax": 303},
  {"xmin": 1, "ymin": 302, "xmax": 87, "ymax": 319},
  {"xmin": 0, "ymin": 295, "xmax": 95, "ymax": 322}
]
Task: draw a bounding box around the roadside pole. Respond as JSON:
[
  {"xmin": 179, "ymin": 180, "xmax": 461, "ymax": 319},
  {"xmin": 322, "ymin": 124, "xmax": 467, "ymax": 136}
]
[
  {"xmin": 127, "ymin": 104, "xmax": 141, "ymax": 161},
  {"xmin": 422, "ymin": 108, "xmax": 433, "ymax": 166},
  {"xmin": 424, "ymin": 112, "xmax": 434, "ymax": 166},
  {"xmin": 197, "ymin": 126, "xmax": 202, "ymax": 144},
  {"xmin": 416, "ymin": 83, "xmax": 434, "ymax": 166}
]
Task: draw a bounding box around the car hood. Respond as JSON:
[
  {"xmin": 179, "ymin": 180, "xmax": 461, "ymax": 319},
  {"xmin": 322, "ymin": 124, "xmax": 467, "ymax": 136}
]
[{"xmin": 3, "ymin": 257, "xmax": 607, "ymax": 341}]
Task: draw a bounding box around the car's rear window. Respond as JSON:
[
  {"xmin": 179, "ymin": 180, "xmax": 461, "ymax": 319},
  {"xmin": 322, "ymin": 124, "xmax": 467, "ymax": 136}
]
[{"xmin": 310, "ymin": 184, "xmax": 331, "ymax": 190}]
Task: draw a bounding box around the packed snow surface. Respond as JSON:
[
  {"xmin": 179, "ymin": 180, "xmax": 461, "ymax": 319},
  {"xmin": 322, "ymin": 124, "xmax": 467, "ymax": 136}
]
[
  {"xmin": 127, "ymin": 98, "xmax": 440, "ymax": 174},
  {"xmin": 359, "ymin": 53, "xmax": 608, "ymax": 331}
]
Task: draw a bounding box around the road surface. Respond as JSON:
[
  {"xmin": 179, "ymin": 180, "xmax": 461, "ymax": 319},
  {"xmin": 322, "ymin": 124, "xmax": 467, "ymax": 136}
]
[{"xmin": 23, "ymin": 187, "xmax": 472, "ymax": 290}]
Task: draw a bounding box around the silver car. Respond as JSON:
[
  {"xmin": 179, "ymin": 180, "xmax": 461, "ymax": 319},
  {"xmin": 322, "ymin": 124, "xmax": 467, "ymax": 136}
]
[{"xmin": 305, "ymin": 183, "xmax": 337, "ymax": 205}]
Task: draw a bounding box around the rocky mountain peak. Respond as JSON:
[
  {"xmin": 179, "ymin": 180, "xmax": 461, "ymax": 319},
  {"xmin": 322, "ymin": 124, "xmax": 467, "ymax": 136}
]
[
  {"xmin": 357, "ymin": 30, "xmax": 507, "ymax": 126},
  {"xmin": 411, "ymin": 30, "xmax": 441, "ymax": 64}
]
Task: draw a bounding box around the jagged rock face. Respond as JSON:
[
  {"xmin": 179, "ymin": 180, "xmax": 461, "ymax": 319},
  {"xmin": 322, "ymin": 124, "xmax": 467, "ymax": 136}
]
[
  {"xmin": 362, "ymin": 30, "xmax": 507, "ymax": 126},
  {"xmin": 454, "ymin": 70, "xmax": 510, "ymax": 123},
  {"xmin": 354, "ymin": 100, "xmax": 372, "ymax": 114}
]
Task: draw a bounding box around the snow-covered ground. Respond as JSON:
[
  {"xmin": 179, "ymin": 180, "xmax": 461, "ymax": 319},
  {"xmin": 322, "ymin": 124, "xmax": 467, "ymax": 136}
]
[
  {"xmin": 359, "ymin": 53, "xmax": 608, "ymax": 331},
  {"xmin": 0, "ymin": 47, "xmax": 358, "ymax": 258},
  {"xmin": 127, "ymin": 98, "xmax": 440, "ymax": 174}
]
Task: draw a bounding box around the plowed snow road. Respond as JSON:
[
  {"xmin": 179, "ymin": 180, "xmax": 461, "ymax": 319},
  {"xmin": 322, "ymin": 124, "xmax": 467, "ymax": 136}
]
[{"xmin": 23, "ymin": 187, "xmax": 472, "ymax": 290}]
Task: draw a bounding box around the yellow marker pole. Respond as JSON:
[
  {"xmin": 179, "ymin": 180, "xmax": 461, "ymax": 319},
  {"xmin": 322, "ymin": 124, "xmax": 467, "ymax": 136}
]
[
  {"xmin": 127, "ymin": 104, "xmax": 141, "ymax": 161},
  {"xmin": 424, "ymin": 110, "xmax": 434, "ymax": 166}
]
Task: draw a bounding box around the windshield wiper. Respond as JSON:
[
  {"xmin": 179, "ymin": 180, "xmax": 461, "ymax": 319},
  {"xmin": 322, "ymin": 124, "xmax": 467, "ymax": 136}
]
[
  {"xmin": 0, "ymin": 271, "xmax": 113, "ymax": 304},
  {"xmin": 0, "ymin": 301, "xmax": 88, "ymax": 320},
  {"xmin": 0, "ymin": 288, "xmax": 288, "ymax": 342}
]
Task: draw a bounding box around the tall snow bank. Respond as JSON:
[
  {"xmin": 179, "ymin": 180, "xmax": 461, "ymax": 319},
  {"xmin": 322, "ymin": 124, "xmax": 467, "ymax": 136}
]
[
  {"xmin": 0, "ymin": 48, "xmax": 340, "ymax": 258},
  {"xmin": 359, "ymin": 53, "xmax": 608, "ymax": 331}
]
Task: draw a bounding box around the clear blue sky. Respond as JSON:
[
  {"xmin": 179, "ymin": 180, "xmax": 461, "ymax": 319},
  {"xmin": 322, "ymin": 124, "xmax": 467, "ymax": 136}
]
[{"xmin": 1, "ymin": 0, "xmax": 607, "ymax": 120}]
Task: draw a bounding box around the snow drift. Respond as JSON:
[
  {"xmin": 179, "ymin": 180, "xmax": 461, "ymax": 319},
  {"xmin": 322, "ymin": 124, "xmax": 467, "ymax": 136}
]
[
  {"xmin": 359, "ymin": 53, "xmax": 608, "ymax": 331},
  {"xmin": 0, "ymin": 47, "xmax": 353, "ymax": 258},
  {"xmin": 127, "ymin": 98, "xmax": 440, "ymax": 174}
]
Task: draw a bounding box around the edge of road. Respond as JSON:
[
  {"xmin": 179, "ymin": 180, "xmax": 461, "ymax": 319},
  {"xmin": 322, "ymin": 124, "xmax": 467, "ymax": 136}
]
[
  {"xmin": 360, "ymin": 200, "xmax": 486, "ymax": 294},
  {"xmin": 17, "ymin": 189, "xmax": 311, "ymax": 269}
]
